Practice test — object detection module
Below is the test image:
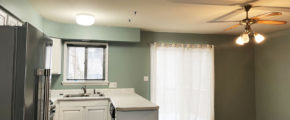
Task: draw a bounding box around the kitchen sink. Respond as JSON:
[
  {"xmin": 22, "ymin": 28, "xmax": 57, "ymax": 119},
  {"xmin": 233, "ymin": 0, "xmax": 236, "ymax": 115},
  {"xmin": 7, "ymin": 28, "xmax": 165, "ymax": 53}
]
[
  {"xmin": 64, "ymin": 93, "xmax": 104, "ymax": 98},
  {"xmin": 64, "ymin": 93, "xmax": 90, "ymax": 97}
]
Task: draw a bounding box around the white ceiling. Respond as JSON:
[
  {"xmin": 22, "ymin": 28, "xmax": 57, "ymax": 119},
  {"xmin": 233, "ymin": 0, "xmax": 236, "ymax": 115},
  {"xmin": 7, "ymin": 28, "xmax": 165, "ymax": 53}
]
[{"xmin": 28, "ymin": 0, "xmax": 290, "ymax": 34}]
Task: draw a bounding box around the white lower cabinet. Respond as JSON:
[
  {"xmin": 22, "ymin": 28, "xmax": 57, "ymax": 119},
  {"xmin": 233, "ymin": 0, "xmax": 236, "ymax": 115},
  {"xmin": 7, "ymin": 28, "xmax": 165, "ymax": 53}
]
[
  {"xmin": 60, "ymin": 107, "xmax": 84, "ymax": 120},
  {"xmin": 85, "ymin": 106, "xmax": 107, "ymax": 120},
  {"xmin": 56, "ymin": 100, "xmax": 109, "ymax": 120}
]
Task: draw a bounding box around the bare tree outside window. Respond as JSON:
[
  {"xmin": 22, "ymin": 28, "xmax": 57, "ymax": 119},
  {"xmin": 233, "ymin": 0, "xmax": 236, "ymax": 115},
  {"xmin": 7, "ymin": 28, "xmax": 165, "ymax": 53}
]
[{"xmin": 66, "ymin": 45, "xmax": 106, "ymax": 81}]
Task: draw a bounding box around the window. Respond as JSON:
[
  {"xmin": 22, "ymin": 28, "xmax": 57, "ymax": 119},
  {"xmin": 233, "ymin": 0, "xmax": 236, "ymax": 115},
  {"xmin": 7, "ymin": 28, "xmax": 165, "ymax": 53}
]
[{"xmin": 63, "ymin": 42, "xmax": 108, "ymax": 85}]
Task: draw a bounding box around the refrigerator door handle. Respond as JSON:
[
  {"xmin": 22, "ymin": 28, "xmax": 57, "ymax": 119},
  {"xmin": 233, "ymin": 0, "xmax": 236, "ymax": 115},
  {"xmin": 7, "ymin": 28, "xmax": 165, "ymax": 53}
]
[
  {"xmin": 37, "ymin": 69, "xmax": 50, "ymax": 76},
  {"xmin": 37, "ymin": 69, "xmax": 50, "ymax": 120},
  {"xmin": 44, "ymin": 69, "xmax": 50, "ymax": 120}
]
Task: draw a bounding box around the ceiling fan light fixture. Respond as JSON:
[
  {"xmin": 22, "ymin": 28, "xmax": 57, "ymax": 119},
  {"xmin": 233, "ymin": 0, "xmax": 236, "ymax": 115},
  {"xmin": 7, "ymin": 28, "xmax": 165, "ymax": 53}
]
[
  {"xmin": 236, "ymin": 36, "xmax": 245, "ymax": 45},
  {"xmin": 236, "ymin": 32, "xmax": 250, "ymax": 45},
  {"xmin": 76, "ymin": 14, "xmax": 95, "ymax": 26},
  {"xmin": 218, "ymin": 4, "xmax": 286, "ymax": 46},
  {"xmin": 241, "ymin": 32, "xmax": 250, "ymax": 43},
  {"xmin": 254, "ymin": 33, "xmax": 265, "ymax": 43}
]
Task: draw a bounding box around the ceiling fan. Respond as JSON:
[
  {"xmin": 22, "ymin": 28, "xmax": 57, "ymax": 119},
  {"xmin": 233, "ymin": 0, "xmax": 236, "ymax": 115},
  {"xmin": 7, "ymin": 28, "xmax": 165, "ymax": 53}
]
[{"xmin": 214, "ymin": 4, "xmax": 288, "ymax": 45}]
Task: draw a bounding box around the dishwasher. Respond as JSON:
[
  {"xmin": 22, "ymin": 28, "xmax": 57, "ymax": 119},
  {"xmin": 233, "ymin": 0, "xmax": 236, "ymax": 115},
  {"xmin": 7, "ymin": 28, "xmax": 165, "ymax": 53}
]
[
  {"xmin": 49, "ymin": 100, "xmax": 56, "ymax": 120},
  {"xmin": 110, "ymin": 103, "xmax": 158, "ymax": 120},
  {"xmin": 110, "ymin": 103, "xmax": 116, "ymax": 120}
]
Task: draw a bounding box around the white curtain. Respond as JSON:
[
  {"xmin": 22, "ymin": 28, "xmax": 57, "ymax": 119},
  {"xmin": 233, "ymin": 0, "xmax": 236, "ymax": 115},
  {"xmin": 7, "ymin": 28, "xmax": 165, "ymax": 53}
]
[{"xmin": 151, "ymin": 43, "xmax": 214, "ymax": 120}]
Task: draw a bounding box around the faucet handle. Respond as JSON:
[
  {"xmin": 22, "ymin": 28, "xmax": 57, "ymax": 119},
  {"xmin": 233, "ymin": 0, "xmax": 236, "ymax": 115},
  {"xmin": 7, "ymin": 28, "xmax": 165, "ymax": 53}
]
[{"xmin": 81, "ymin": 86, "xmax": 87, "ymax": 94}]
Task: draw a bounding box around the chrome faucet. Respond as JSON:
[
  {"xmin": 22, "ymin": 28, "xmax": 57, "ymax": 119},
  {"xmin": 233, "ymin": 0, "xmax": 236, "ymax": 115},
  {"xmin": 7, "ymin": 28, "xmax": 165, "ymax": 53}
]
[{"xmin": 81, "ymin": 86, "xmax": 87, "ymax": 94}]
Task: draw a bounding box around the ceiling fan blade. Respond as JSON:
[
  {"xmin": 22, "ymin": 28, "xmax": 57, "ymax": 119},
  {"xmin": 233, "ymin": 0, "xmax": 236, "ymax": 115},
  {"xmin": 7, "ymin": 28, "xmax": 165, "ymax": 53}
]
[
  {"xmin": 251, "ymin": 12, "xmax": 282, "ymax": 20},
  {"xmin": 209, "ymin": 8, "xmax": 244, "ymax": 22},
  {"xmin": 254, "ymin": 6, "xmax": 290, "ymax": 12},
  {"xmin": 209, "ymin": 21, "xmax": 240, "ymax": 23},
  {"xmin": 224, "ymin": 24, "xmax": 241, "ymax": 31},
  {"xmin": 257, "ymin": 20, "xmax": 287, "ymax": 25},
  {"xmin": 168, "ymin": 0, "xmax": 257, "ymax": 6}
]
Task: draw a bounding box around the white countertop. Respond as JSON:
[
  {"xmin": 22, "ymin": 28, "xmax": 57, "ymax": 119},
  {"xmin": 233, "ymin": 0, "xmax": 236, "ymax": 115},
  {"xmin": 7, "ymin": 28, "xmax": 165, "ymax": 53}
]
[
  {"xmin": 106, "ymin": 93, "xmax": 159, "ymax": 111},
  {"xmin": 52, "ymin": 89, "xmax": 159, "ymax": 111},
  {"xmin": 56, "ymin": 96, "xmax": 109, "ymax": 101}
]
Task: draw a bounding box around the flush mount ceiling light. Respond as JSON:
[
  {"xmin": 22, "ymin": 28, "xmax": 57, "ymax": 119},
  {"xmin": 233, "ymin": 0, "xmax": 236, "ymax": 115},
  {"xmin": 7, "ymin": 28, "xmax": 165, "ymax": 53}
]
[{"xmin": 76, "ymin": 14, "xmax": 95, "ymax": 26}]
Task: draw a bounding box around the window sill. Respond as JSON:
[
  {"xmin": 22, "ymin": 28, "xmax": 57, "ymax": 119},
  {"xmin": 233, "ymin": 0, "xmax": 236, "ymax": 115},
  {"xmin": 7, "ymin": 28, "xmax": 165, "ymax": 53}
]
[{"xmin": 62, "ymin": 81, "xmax": 109, "ymax": 86}]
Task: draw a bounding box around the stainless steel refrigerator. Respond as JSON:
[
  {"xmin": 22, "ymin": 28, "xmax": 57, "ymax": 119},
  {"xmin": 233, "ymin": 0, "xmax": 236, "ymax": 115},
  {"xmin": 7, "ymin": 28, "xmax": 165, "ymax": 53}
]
[{"xmin": 0, "ymin": 23, "xmax": 52, "ymax": 120}]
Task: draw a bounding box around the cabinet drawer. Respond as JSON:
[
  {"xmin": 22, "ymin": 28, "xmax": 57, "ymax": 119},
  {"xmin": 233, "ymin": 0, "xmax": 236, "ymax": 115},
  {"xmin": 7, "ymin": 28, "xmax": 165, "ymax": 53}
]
[{"xmin": 60, "ymin": 100, "xmax": 108, "ymax": 107}]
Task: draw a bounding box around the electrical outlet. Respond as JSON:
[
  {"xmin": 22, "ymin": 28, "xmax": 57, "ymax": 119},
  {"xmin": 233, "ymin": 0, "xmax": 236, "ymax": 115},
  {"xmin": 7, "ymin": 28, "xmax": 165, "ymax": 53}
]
[
  {"xmin": 144, "ymin": 76, "xmax": 149, "ymax": 82},
  {"xmin": 109, "ymin": 82, "xmax": 117, "ymax": 88}
]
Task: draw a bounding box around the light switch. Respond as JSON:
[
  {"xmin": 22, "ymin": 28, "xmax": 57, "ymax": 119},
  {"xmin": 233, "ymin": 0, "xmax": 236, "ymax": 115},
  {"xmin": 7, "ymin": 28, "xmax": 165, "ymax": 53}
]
[
  {"xmin": 144, "ymin": 76, "xmax": 149, "ymax": 82},
  {"xmin": 109, "ymin": 82, "xmax": 117, "ymax": 88}
]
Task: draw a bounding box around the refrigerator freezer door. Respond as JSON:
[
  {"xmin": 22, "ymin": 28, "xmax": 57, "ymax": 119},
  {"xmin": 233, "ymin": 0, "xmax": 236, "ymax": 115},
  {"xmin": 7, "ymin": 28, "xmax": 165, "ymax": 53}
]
[
  {"xmin": 15, "ymin": 23, "xmax": 52, "ymax": 120},
  {"xmin": 21, "ymin": 23, "xmax": 47, "ymax": 120}
]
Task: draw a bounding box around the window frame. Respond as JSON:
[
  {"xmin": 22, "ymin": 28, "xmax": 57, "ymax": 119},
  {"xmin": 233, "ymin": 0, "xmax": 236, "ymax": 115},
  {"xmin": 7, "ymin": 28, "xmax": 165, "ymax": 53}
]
[{"xmin": 62, "ymin": 42, "xmax": 109, "ymax": 85}]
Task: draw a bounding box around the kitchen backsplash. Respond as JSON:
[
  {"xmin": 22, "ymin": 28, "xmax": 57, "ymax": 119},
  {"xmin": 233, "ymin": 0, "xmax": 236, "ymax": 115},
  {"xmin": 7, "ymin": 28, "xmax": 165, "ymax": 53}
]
[{"xmin": 50, "ymin": 88, "xmax": 135, "ymax": 100}]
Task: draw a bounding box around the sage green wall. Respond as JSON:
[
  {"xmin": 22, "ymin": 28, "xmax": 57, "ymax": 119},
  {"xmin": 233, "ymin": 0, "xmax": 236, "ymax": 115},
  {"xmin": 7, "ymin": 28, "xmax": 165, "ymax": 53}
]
[
  {"xmin": 255, "ymin": 29, "xmax": 290, "ymax": 120},
  {"xmin": 43, "ymin": 19, "xmax": 140, "ymax": 42},
  {"xmin": 0, "ymin": 0, "xmax": 140, "ymax": 42},
  {"xmin": 0, "ymin": 0, "xmax": 43, "ymax": 30},
  {"xmin": 51, "ymin": 41, "xmax": 150, "ymax": 98},
  {"xmin": 51, "ymin": 31, "xmax": 256, "ymax": 120}
]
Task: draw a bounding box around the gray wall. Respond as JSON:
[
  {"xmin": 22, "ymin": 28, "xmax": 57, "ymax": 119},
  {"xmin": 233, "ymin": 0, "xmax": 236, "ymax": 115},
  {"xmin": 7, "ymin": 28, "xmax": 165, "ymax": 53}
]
[
  {"xmin": 255, "ymin": 29, "xmax": 290, "ymax": 120},
  {"xmin": 215, "ymin": 40, "xmax": 256, "ymax": 120},
  {"xmin": 51, "ymin": 31, "xmax": 256, "ymax": 120}
]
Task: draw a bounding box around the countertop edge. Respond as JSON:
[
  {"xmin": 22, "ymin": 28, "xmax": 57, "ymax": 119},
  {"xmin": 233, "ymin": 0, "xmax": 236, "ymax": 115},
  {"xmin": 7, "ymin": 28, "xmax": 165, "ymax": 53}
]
[
  {"xmin": 115, "ymin": 106, "xmax": 159, "ymax": 111},
  {"xmin": 55, "ymin": 96, "xmax": 159, "ymax": 111}
]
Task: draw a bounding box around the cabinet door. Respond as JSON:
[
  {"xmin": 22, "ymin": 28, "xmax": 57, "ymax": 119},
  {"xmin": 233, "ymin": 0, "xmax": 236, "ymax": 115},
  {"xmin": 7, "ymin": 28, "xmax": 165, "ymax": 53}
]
[
  {"xmin": 59, "ymin": 107, "xmax": 84, "ymax": 120},
  {"xmin": 85, "ymin": 106, "xmax": 108, "ymax": 120},
  {"xmin": 51, "ymin": 38, "xmax": 62, "ymax": 74}
]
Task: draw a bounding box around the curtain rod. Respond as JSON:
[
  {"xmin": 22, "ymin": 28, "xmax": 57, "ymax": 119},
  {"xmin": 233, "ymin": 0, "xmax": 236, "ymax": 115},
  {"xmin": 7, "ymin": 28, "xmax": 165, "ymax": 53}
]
[{"xmin": 150, "ymin": 42, "xmax": 215, "ymax": 48}]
